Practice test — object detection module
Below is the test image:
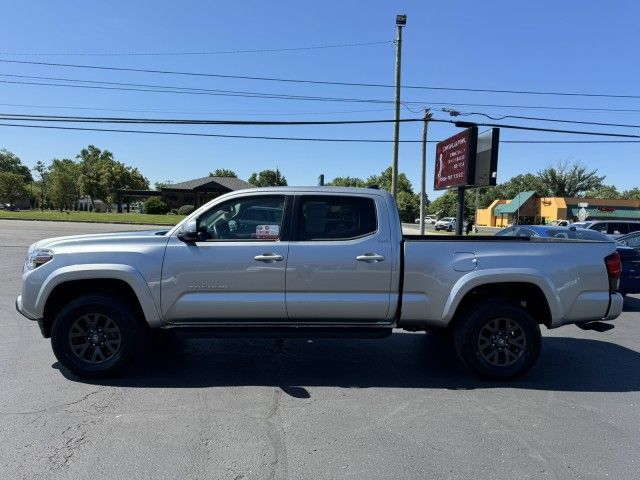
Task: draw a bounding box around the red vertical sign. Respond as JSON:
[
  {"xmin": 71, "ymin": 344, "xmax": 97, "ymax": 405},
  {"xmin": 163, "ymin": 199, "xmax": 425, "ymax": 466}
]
[{"xmin": 434, "ymin": 128, "xmax": 475, "ymax": 190}]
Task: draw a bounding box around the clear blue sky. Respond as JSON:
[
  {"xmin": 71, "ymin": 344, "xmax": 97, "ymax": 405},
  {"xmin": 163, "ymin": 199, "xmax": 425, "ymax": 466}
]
[{"xmin": 0, "ymin": 0, "xmax": 638, "ymax": 199}]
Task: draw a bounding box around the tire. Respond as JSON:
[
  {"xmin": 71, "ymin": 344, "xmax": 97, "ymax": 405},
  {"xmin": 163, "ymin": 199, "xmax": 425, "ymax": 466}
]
[
  {"xmin": 51, "ymin": 293, "xmax": 144, "ymax": 378},
  {"xmin": 447, "ymin": 225, "xmax": 453, "ymax": 232},
  {"xmin": 453, "ymin": 300, "xmax": 541, "ymax": 379}
]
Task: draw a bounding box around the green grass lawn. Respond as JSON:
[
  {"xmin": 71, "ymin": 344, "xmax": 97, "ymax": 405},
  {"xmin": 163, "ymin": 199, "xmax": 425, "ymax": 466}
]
[{"xmin": 0, "ymin": 210, "xmax": 185, "ymax": 226}]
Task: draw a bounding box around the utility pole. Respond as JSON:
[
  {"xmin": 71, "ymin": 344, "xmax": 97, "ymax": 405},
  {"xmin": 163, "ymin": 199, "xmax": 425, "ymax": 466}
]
[
  {"xmin": 391, "ymin": 14, "xmax": 406, "ymax": 200},
  {"xmin": 420, "ymin": 109, "xmax": 432, "ymax": 235},
  {"xmin": 474, "ymin": 187, "xmax": 480, "ymax": 233}
]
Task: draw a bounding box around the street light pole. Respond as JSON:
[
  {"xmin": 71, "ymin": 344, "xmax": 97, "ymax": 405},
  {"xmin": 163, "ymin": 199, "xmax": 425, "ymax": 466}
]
[
  {"xmin": 420, "ymin": 109, "xmax": 432, "ymax": 235},
  {"xmin": 391, "ymin": 14, "xmax": 406, "ymax": 200}
]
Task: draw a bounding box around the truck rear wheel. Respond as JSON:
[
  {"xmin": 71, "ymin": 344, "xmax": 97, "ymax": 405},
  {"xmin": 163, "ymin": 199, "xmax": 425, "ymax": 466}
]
[
  {"xmin": 51, "ymin": 294, "xmax": 143, "ymax": 378},
  {"xmin": 453, "ymin": 300, "xmax": 541, "ymax": 379}
]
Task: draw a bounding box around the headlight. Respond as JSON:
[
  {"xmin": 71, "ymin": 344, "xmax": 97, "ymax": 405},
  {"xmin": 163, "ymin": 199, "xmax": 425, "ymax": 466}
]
[{"xmin": 26, "ymin": 250, "xmax": 54, "ymax": 270}]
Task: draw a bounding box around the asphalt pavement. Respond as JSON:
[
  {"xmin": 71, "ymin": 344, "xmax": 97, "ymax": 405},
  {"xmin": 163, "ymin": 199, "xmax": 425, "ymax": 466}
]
[{"xmin": 1, "ymin": 219, "xmax": 639, "ymax": 479}]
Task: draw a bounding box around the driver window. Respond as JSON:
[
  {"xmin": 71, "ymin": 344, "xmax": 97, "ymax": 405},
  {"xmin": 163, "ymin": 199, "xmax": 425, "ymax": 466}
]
[{"xmin": 196, "ymin": 195, "xmax": 285, "ymax": 241}]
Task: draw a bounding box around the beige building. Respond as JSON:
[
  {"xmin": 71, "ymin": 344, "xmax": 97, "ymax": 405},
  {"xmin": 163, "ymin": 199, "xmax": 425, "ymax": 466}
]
[{"xmin": 477, "ymin": 191, "xmax": 640, "ymax": 227}]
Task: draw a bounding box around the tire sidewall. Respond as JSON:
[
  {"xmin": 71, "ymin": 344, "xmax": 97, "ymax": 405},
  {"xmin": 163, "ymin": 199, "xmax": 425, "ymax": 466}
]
[
  {"xmin": 51, "ymin": 294, "xmax": 141, "ymax": 378},
  {"xmin": 454, "ymin": 301, "xmax": 541, "ymax": 379}
]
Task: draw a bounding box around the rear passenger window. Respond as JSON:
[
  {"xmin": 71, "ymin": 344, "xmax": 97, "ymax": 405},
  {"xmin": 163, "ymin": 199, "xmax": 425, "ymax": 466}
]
[
  {"xmin": 609, "ymin": 223, "xmax": 629, "ymax": 235},
  {"xmin": 591, "ymin": 223, "xmax": 608, "ymax": 234},
  {"xmin": 297, "ymin": 196, "xmax": 377, "ymax": 240}
]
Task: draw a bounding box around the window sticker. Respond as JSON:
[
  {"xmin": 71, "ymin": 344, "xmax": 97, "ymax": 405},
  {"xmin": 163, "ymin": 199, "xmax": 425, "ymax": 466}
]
[{"xmin": 255, "ymin": 224, "xmax": 280, "ymax": 239}]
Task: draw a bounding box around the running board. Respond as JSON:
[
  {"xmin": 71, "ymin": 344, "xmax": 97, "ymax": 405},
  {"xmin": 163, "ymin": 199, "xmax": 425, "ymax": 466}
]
[{"xmin": 161, "ymin": 325, "xmax": 393, "ymax": 339}]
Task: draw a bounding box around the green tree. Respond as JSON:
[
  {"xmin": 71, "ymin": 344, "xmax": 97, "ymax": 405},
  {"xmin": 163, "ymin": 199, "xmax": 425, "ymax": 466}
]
[
  {"xmin": 479, "ymin": 173, "xmax": 548, "ymax": 208},
  {"xmin": 365, "ymin": 166, "xmax": 413, "ymax": 193},
  {"xmin": 209, "ymin": 168, "xmax": 237, "ymax": 178},
  {"xmin": 0, "ymin": 172, "xmax": 28, "ymax": 208},
  {"xmin": 365, "ymin": 167, "xmax": 421, "ymax": 222},
  {"xmin": 248, "ymin": 169, "xmax": 287, "ymax": 186},
  {"xmin": 77, "ymin": 145, "xmax": 112, "ymax": 208},
  {"xmin": 0, "ymin": 149, "xmax": 32, "ymax": 182},
  {"xmin": 100, "ymin": 161, "xmax": 149, "ymax": 209},
  {"xmin": 621, "ymin": 187, "xmax": 640, "ymax": 200},
  {"xmin": 537, "ymin": 161, "xmax": 605, "ymax": 197},
  {"xmin": 327, "ymin": 176, "xmax": 366, "ymax": 187},
  {"xmin": 585, "ymin": 184, "xmax": 620, "ymax": 199},
  {"xmin": 33, "ymin": 160, "xmax": 49, "ymax": 210},
  {"xmin": 428, "ymin": 190, "xmax": 475, "ymax": 220},
  {"xmin": 144, "ymin": 196, "xmax": 169, "ymax": 215},
  {"xmin": 49, "ymin": 159, "xmax": 80, "ymax": 210},
  {"xmin": 154, "ymin": 180, "xmax": 173, "ymax": 190},
  {"xmin": 396, "ymin": 190, "xmax": 421, "ymax": 223}
]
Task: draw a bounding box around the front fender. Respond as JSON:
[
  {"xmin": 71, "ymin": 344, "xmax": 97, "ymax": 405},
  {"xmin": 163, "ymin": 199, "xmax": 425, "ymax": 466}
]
[
  {"xmin": 35, "ymin": 264, "xmax": 162, "ymax": 328},
  {"xmin": 441, "ymin": 268, "xmax": 563, "ymax": 323}
]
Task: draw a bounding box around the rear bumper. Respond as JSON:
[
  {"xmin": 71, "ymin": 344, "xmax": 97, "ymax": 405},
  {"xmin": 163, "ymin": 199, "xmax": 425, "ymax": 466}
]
[{"xmin": 604, "ymin": 292, "xmax": 624, "ymax": 321}]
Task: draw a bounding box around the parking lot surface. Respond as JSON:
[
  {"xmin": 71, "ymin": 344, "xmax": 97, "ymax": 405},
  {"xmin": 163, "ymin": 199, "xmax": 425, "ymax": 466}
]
[{"xmin": 1, "ymin": 219, "xmax": 639, "ymax": 479}]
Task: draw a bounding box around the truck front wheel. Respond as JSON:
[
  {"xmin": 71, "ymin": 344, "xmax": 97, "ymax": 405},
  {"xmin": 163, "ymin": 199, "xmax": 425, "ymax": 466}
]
[
  {"xmin": 453, "ymin": 300, "xmax": 541, "ymax": 379},
  {"xmin": 51, "ymin": 294, "xmax": 144, "ymax": 378}
]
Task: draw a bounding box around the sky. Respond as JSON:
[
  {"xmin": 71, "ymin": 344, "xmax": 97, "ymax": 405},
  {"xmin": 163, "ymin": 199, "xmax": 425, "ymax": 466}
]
[{"xmin": 0, "ymin": 0, "xmax": 638, "ymax": 200}]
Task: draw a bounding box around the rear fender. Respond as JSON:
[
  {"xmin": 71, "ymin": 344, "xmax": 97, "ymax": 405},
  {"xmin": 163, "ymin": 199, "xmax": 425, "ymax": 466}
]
[{"xmin": 442, "ymin": 269, "xmax": 563, "ymax": 323}]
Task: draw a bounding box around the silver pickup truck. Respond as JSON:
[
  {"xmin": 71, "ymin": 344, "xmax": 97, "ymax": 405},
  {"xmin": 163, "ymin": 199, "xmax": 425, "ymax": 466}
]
[{"xmin": 16, "ymin": 187, "xmax": 624, "ymax": 379}]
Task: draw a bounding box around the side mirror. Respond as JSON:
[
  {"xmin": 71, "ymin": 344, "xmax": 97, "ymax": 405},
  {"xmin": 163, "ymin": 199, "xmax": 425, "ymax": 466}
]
[{"xmin": 177, "ymin": 219, "xmax": 198, "ymax": 243}]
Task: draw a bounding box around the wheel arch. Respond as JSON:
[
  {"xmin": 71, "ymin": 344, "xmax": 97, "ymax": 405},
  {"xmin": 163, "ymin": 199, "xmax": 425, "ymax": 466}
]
[
  {"xmin": 39, "ymin": 266, "xmax": 161, "ymax": 337},
  {"xmin": 445, "ymin": 276, "xmax": 557, "ymax": 330}
]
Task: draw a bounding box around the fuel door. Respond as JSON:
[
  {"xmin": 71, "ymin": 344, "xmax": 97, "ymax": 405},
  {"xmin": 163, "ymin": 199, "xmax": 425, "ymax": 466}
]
[{"xmin": 452, "ymin": 252, "xmax": 478, "ymax": 272}]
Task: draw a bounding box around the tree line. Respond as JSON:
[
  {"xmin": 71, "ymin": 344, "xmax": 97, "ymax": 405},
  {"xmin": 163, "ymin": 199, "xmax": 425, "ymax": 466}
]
[
  {"xmin": 428, "ymin": 161, "xmax": 640, "ymax": 220},
  {"xmin": 0, "ymin": 146, "xmax": 148, "ymax": 211}
]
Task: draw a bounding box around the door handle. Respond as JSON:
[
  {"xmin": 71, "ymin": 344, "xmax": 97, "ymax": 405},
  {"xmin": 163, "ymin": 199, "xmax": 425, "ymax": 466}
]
[
  {"xmin": 254, "ymin": 253, "xmax": 284, "ymax": 263},
  {"xmin": 356, "ymin": 253, "xmax": 385, "ymax": 263}
]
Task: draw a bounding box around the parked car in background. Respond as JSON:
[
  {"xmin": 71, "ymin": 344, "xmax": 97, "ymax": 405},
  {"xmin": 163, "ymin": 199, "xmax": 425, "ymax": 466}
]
[
  {"xmin": 497, "ymin": 225, "xmax": 640, "ymax": 296},
  {"xmin": 548, "ymin": 220, "xmax": 571, "ymax": 227},
  {"xmin": 617, "ymin": 231, "xmax": 640, "ymax": 251},
  {"xmin": 434, "ymin": 217, "xmax": 466, "ymax": 231},
  {"xmin": 570, "ymin": 220, "xmax": 640, "ymax": 239},
  {"xmin": 414, "ymin": 215, "xmax": 437, "ymax": 224}
]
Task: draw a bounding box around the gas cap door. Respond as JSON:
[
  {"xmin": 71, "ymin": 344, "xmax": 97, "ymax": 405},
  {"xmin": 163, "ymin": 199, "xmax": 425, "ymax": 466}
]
[{"xmin": 452, "ymin": 252, "xmax": 478, "ymax": 272}]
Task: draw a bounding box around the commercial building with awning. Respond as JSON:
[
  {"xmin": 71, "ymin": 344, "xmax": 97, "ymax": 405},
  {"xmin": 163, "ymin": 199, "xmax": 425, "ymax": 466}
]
[{"xmin": 477, "ymin": 192, "xmax": 640, "ymax": 227}]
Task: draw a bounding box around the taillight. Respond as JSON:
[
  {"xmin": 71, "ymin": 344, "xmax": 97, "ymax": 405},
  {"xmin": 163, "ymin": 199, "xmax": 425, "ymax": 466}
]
[{"xmin": 605, "ymin": 251, "xmax": 621, "ymax": 291}]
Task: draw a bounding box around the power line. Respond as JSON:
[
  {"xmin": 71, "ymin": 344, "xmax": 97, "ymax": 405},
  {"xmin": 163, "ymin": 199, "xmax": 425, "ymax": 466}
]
[
  {"xmin": 0, "ymin": 41, "xmax": 393, "ymax": 57},
  {"xmin": 0, "ymin": 79, "xmax": 399, "ymax": 104},
  {"xmin": 1, "ymin": 112, "xmax": 639, "ymax": 139},
  {"xmin": 0, "ymin": 122, "xmax": 639, "ymax": 143},
  {"xmin": 0, "ymin": 102, "xmax": 392, "ymax": 116},
  {"xmin": 443, "ymin": 109, "xmax": 640, "ymax": 129},
  {"xmin": 0, "ymin": 112, "xmax": 425, "ymax": 126},
  {"xmin": 3, "ymin": 72, "xmax": 640, "ymax": 116},
  {"xmin": 1, "ymin": 58, "xmax": 639, "ymax": 100}
]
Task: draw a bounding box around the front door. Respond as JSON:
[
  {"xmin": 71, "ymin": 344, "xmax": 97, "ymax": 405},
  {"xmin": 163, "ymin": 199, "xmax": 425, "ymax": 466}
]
[
  {"xmin": 161, "ymin": 194, "xmax": 290, "ymax": 322},
  {"xmin": 285, "ymin": 194, "xmax": 393, "ymax": 322}
]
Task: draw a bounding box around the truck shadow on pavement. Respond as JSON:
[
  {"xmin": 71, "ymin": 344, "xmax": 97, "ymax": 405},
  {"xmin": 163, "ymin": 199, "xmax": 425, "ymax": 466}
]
[{"xmin": 58, "ymin": 330, "xmax": 640, "ymax": 395}]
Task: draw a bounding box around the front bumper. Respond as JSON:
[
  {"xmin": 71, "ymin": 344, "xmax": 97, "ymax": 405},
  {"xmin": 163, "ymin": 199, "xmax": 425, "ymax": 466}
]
[{"xmin": 15, "ymin": 295, "xmax": 37, "ymax": 321}]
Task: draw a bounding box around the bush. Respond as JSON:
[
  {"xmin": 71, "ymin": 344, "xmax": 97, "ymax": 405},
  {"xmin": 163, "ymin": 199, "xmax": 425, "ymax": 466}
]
[
  {"xmin": 177, "ymin": 204, "xmax": 195, "ymax": 216},
  {"xmin": 144, "ymin": 197, "xmax": 169, "ymax": 215}
]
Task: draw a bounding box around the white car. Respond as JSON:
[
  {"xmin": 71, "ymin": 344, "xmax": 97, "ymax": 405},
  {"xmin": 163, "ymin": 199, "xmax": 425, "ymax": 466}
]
[
  {"xmin": 414, "ymin": 215, "xmax": 437, "ymax": 224},
  {"xmin": 434, "ymin": 217, "xmax": 464, "ymax": 231}
]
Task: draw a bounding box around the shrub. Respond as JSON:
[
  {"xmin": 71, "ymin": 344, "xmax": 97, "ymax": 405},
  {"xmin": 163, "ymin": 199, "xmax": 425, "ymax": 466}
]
[
  {"xmin": 177, "ymin": 204, "xmax": 195, "ymax": 216},
  {"xmin": 144, "ymin": 197, "xmax": 169, "ymax": 215}
]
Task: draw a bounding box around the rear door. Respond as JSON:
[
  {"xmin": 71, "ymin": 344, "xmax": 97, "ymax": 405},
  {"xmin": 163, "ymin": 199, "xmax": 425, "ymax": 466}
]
[{"xmin": 285, "ymin": 194, "xmax": 393, "ymax": 322}]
